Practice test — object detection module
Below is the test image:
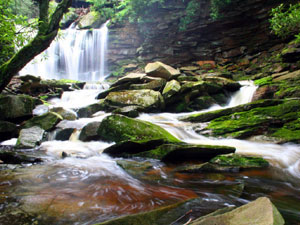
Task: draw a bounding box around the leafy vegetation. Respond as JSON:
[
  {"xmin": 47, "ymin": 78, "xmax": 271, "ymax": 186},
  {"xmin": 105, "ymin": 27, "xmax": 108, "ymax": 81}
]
[{"xmin": 270, "ymin": 3, "xmax": 300, "ymax": 41}]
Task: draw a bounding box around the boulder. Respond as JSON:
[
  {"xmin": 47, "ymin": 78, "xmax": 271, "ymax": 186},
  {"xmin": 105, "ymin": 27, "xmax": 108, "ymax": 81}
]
[
  {"xmin": 97, "ymin": 114, "xmax": 180, "ymax": 143},
  {"xmin": 104, "ymin": 89, "xmax": 165, "ymax": 112},
  {"xmin": 0, "ymin": 121, "xmax": 18, "ymax": 142},
  {"xmin": 77, "ymin": 102, "xmax": 106, "ymax": 118},
  {"xmin": 129, "ymin": 78, "xmax": 166, "ymax": 91},
  {"xmin": 145, "ymin": 61, "xmax": 180, "ymax": 80},
  {"xmin": 79, "ymin": 121, "xmax": 102, "ymax": 141},
  {"xmin": 111, "ymin": 73, "xmax": 147, "ymax": 88},
  {"xmin": 162, "ymin": 80, "xmax": 181, "ymax": 99},
  {"xmin": 51, "ymin": 107, "xmax": 77, "ymax": 120},
  {"xmin": 112, "ymin": 105, "xmax": 141, "ymax": 118},
  {"xmin": 133, "ymin": 143, "xmax": 236, "ymax": 163},
  {"xmin": 23, "ymin": 112, "xmax": 62, "ymax": 131},
  {"xmin": 0, "ymin": 149, "xmax": 42, "ymax": 164},
  {"xmin": 16, "ymin": 126, "xmax": 45, "ymax": 149},
  {"xmin": 190, "ymin": 197, "xmax": 284, "ymax": 225},
  {"xmin": 49, "ymin": 128, "xmax": 74, "ymax": 141},
  {"xmin": 0, "ymin": 94, "xmax": 36, "ymax": 122},
  {"xmin": 77, "ymin": 11, "xmax": 103, "ymax": 29},
  {"xmin": 203, "ymin": 76, "xmax": 241, "ymax": 92}
]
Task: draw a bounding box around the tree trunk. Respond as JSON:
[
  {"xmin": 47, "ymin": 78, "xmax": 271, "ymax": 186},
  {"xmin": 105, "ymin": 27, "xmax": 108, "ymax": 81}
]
[{"xmin": 0, "ymin": 0, "xmax": 72, "ymax": 92}]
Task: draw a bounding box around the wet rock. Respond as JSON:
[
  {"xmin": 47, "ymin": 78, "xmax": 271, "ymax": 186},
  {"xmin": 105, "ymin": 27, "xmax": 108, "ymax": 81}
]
[
  {"xmin": 194, "ymin": 99, "xmax": 300, "ymax": 142},
  {"xmin": 104, "ymin": 89, "xmax": 165, "ymax": 112},
  {"xmin": 77, "ymin": 102, "xmax": 106, "ymax": 118},
  {"xmin": 190, "ymin": 197, "xmax": 284, "ymax": 225},
  {"xmin": 51, "ymin": 107, "xmax": 77, "ymax": 120},
  {"xmin": 79, "ymin": 121, "xmax": 102, "ymax": 141},
  {"xmin": 145, "ymin": 61, "xmax": 180, "ymax": 80},
  {"xmin": 0, "ymin": 121, "xmax": 18, "ymax": 142},
  {"xmin": 23, "ymin": 112, "xmax": 62, "ymax": 131},
  {"xmin": 188, "ymin": 95, "xmax": 217, "ymax": 111},
  {"xmin": 16, "ymin": 126, "xmax": 45, "ymax": 149},
  {"xmin": 281, "ymin": 47, "xmax": 300, "ymax": 63},
  {"xmin": 110, "ymin": 73, "xmax": 147, "ymax": 88},
  {"xmin": 95, "ymin": 200, "xmax": 192, "ymax": 225},
  {"xmin": 162, "ymin": 80, "xmax": 181, "ymax": 100},
  {"xmin": 112, "ymin": 105, "xmax": 141, "ymax": 118},
  {"xmin": 176, "ymin": 154, "xmax": 269, "ymax": 173},
  {"xmin": 97, "ymin": 114, "xmax": 180, "ymax": 143},
  {"xmin": 0, "ymin": 94, "xmax": 36, "ymax": 122},
  {"xmin": 273, "ymin": 69, "xmax": 300, "ymax": 82},
  {"xmin": 133, "ymin": 143, "xmax": 236, "ymax": 163},
  {"xmin": 50, "ymin": 128, "xmax": 74, "ymax": 141},
  {"xmin": 0, "ymin": 149, "xmax": 43, "ymax": 164},
  {"xmin": 179, "ymin": 99, "xmax": 283, "ymax": 123}
]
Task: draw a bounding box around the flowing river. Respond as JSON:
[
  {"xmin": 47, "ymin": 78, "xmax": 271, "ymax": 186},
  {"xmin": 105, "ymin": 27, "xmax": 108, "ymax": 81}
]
[{"xmin": 1, "ymin": 81, "xmax": 300, "ymax": 224}]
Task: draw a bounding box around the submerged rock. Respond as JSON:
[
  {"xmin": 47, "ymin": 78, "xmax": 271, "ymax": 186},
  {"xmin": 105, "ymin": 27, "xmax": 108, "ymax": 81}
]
[
  {"xmin": 16, "ymin": 126, "xmax": 45, "ymax": 149},
  {"xmin": 145, "ymin": 61, "xmax": 180, "ymax": 80},
  {"xmin": 97, "ymin": 114, "xmax": 180, "ymax": 143},
  {"xmin": 190, "ymin": 197, "xmax": 284, "ymax": 225}
]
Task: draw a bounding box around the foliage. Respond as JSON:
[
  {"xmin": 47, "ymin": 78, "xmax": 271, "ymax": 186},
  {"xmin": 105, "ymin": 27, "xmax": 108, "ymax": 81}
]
[
  {"xmin": 179, "ymin": 0, "xmax": 201, "ymax": 31},
  {"xmin": 270, "ymin": 3, "xmax": 300, "ymax": 41},
  {"xmin": 210, "ymin": 0, "xmax": 234, "ymax": 19},
  {"xmin": 9, "ymin": 0, "xmax": 38, "ymax": 18}
]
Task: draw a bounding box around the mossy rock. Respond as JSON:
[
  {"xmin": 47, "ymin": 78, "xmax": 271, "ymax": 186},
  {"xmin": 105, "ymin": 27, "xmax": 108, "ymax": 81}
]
[
  {"xmin": 162, "ymin": 80, "xmax": 181, "ymax": 99},
  {"xmin": 79, "ymin": 121, "xmax": 103, "ymax": 142},
  {"xmin": 51, "ymin": 107, "xmax": 77, "ymax": 120},
  {"xmin": 210, "ymin": 154, "xmax": 269, "ymax": 169},
  {"xmin": 16, "ymin": 126, "xmax": 45, "ymax": 149},
  {"xmin": 129, "ymin": 79, "xmax": 166, "ymax": 91},
  {"xmin": 77, "ymin": 102, "xmax": 106, "ymax": 118},
  {"xmin": 0, "ymin": 121, "xmax": 18, "ymax": 142},
  {"xmin": 23, "ymin": 112, "xmax": 62, "ymax": 131},
  {"xmin": 196, "ymin": 99, "xmax": 300, "ymax": 142},
  {"xmin": 104, "ymin": 89, "xmax": 165, "ymax": 112},
  {"xmin": 0, "ymin": 94, "xmax": 36, "ymax": 122},
  {"xmin": 179, "ymin": 99, "xmax": 283, "ymax": 123},
  {"xmin": 133, "ymin": 143, "xmax": 236, "ymax": 163},
  {"xmin": 97, "ymin": 114, "xmax": 180, "ymax": 143}
]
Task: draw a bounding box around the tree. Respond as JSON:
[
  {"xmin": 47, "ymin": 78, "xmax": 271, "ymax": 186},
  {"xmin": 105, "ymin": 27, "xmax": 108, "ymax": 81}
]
[{"xmin": 0, "ymin": 0, "xmax": 72, "ymax": 92}]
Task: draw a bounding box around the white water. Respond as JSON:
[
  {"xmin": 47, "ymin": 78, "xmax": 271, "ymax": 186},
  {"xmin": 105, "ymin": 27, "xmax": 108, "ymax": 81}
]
[{"xmin": 19, "ymin": 22, "xmax": 109, "ymax": 81}]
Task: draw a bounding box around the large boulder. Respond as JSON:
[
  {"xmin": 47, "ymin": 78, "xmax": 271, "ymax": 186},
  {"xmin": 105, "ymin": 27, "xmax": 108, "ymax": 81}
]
[
  {"xmin": 23, "ymin": 112, "xmax": 62, "ymax": 131},
  {"xmin": 110, "ymin": 73, "xmax": 147, "ymax": 88},
  {"xmin": 79, "ymin": 121, "xmax": 102, "ymax": 141},
  {"xmin": 51, "ymin": 107, "xmax": 77, "ymax": 120},
  {"xmin": 0, "ymin": 94, "xmax": 36, "ymax": 122},
  {"xmin": 104, "ymin": 89, "xmax": 165, "ymax": 112},
  {"xmin": 145, "ymin": 61, "xmax": 180, "ymax": 80},
  {"xmin": 16, "ymin": 126, "xmax": 45, "ymax": 149},
  {"xmin": 190, "ymin": 197, "xmax": 284, "ymax": 225},
  {"xmin": 97, "ymin": 114, "xmax": 180, "ymax": 143}
]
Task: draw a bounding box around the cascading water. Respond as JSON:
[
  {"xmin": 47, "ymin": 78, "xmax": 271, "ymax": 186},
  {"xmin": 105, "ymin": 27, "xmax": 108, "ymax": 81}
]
[
  {"xmin": 19, "ymin": 21, "xmax": 109, "ymax": 81},
  {"xmin": 1, "ymin": 82, "xmax": 300, "ymax": 224}
]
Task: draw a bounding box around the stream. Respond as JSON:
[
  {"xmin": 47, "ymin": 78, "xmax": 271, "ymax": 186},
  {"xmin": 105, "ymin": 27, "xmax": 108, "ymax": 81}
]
[{"xmin": 1, "ymin": 81, "xmax": 300, "ymax": 224}]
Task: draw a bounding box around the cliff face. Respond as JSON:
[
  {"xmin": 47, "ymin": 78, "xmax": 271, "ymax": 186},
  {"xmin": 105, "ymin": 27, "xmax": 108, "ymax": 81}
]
[{"xmin": 106, "ymin": 0, "xmax": 294, "ymax": 69}]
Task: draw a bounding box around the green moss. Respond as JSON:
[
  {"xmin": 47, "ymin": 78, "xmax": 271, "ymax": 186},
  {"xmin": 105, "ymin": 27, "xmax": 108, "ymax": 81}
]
[
  {"xmin": 210, "ymin": 154, "xmax": 269, "ymax": 168},
  {"xmin": 97, "ymin": 114, "xmax": 180, "ymax": 143},
  {"xmin": 254, "ymin": 76, "xmax": 273, "ymax": 86},
  {"xmin": 23, "ymin": 112, "xmax": 62, "ymax": 131}
]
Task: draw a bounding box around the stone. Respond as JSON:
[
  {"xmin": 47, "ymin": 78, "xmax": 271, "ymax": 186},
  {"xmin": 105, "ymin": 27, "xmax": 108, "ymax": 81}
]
[
  {"xmin": 145, "ymin": 61, "xmax": 180, "ymax": 80},
  {"xmin": 0, "ymin": 94, "xmax": 36, "ymax": 122},
  {"xmin": 112, "ymin": 105, "xmax": 141, "ymax": 118},
  {"xmin": 129, "ymin": 78, "xmax": 166, "ymax": 91},
  {"xmin": 104, "ymin": 89, "xmax": 165, "ymax": 112},
  {"xmin": 51, "ymin": 107, "xmax": 77, "ymax": 120},
  {"xmin": 77, "ymin": 11, "xmax": 103, "ymax": 29},
  {"xmin": 0, "ymin": 150, "xmax": 43, "ymax": 164},
  {"xmin": 203, "ymin": 76, "xmax": 241, "ymax": 92},
  {"xmin": 97, "ymin": 114, "xmax": 180, "ymax": 143},
  {"xmin": 111, "ymin": 73, "xmax": 147, "ymax": 88},
  {"xmin": 77, "ymin": 102, "xmax": 106, "ymax": 118},
  {"xmin": 51, "ymin": 128, "xmax": 74, "ymax": 141},
  {"xmin": 180, "ymin": 66, "xmax": 200, "ymax": 71},
  {"xmin": 23, "ymin": 112, "xmax": 62, "ymax": 131},
  {"xmin": 273, "ymin": 69, "xmax": 300, "ymax": 82},
  {"xmin": 79, "ymin": 121, "xmax": 102, "ymax": 142},
  {"xmin": 162, "ymin": 80, "xmax": 181, "ymax": 99},
  {"xmin": 16, "ymin": 126, "xmax": 45, "ymax": 149},
  {"xmin": 0, "ymin": 121, "xmax": 18, "ymax": 142},
  {"xmin": 190, "ymin": 197, "xmax": 284, "ymax": 225},
  {"xmin": 133, "ymin": 143, "xmax": 236, "ymax": 163}
]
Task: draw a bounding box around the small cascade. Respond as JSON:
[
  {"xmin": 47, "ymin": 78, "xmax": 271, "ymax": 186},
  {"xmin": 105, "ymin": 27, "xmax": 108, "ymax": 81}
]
[
  {"xmin": 20, "ymin": 22, "xmax": 109, "ymax": 81},
  {"xmin": 227, "ymin": 80, "xmax": 257, "ymax": 107}
]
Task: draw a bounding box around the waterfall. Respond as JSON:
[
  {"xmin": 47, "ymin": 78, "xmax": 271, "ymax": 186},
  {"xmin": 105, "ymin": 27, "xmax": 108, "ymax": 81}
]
[{"xmin": 19, "ymin": 21, "xmax": 109, "ymax": 81}]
